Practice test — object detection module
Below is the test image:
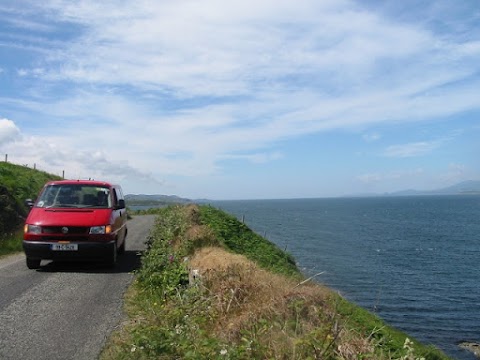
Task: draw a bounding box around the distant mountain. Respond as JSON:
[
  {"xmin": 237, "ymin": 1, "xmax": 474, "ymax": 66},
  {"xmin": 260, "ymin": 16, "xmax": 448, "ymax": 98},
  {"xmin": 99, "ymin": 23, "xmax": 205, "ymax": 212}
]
[
  {"xmin": 388, "ymin": 180, "xmax": 480, "ymax": 196},
  {"xmin": 126, "ymin": 180, "xmax": 480, "ymax": 205},
  {"xmin": 124, "ymin": 193, "xmax": 193, "ymax": 205}
]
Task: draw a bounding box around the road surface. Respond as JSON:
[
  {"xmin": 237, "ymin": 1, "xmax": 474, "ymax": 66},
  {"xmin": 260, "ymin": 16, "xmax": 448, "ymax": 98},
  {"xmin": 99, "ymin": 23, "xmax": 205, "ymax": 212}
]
[{"xmin": 0, "ymin": 215, "xmax": 156, "ymax": 360}]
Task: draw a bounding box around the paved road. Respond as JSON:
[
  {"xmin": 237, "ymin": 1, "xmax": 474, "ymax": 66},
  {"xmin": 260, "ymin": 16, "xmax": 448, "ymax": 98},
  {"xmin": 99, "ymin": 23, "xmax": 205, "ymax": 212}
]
[{"xmin": 0, "ymin": 215, "xmax": 156, "ymax": 360}]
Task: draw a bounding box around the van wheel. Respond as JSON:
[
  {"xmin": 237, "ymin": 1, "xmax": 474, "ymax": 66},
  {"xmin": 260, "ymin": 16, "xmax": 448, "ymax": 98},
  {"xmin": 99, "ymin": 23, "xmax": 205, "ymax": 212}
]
[
  {"xmin": 26, "ymin": 258, "xmax": 41, "ymax": 269},
  {"xmin": 108, "ymin": 242, "xmax": 117, "ymax": 267},
  {"xmin": 118, "ymin": 238, "xmax": 125, "ymax": 255}
]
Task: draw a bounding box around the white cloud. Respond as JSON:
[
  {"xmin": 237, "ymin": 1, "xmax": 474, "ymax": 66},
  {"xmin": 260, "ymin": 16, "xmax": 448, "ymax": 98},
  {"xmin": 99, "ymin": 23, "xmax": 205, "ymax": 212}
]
[
  {"xmin": 357, "ymin": 168, "xmax": 425, "ymax": 184},
  {"xmin": 1, "ymin": 0, "xmax": 479, "ymax": 196},
  {"xmin": 24, "ymin": 0, "xmax": 478, "ymax": 100},
  {"xmin": 0, "ymin": 118, "xmax": 163, "ymax": 192},
  {"xmin": 356, "ymin": 172, "xmax": 383, "ymax": 183},
  {"xmin": 383, "ymin": 141, "xmax": 442, "ymax": 158},
  {"xmin": 383, "ymin": 129, "xmax": 464, "ymax": 158},
  {"xmin": 0, "ymin": 118, "xmax": 20, "ymax": 146},
  {"xmin": 16, "ymin": 69, "xmax": 28, "ymax": 77},
  {"xmin": 220, "ymin": 151, "xmax": 284, "ymax": 164},
  {"xmin": 3, "ymin": 133, "xmax": 164, "ymax": 192},
  {"xmin": 4, "ymin": 16, "xmax": 56, "ymax": 33},
  {"xmin": 363, "ymin": 132, "xmax": 381, "ymax": 142}
]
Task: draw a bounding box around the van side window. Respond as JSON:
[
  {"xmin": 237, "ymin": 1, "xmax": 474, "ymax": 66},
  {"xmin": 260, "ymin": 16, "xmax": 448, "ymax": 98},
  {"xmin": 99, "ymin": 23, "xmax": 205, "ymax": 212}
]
[
  {"xmin": 116, "ymin": 187, "xmax": 124, "ymax": 201},
  {"xmin": 115, "ymin": 187, "xmax": 125, "ymax": 207}
]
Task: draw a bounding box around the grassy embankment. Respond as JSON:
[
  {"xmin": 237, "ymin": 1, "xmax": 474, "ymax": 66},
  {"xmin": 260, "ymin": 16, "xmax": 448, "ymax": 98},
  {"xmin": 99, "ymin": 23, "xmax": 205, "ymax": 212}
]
[
  {"xmin": 0, "ymin": 162, "xmax": 61, "ymax": 257},
  {"xmin": 101, "ymin": 204, "xmax": 449, "ymax": 360}
]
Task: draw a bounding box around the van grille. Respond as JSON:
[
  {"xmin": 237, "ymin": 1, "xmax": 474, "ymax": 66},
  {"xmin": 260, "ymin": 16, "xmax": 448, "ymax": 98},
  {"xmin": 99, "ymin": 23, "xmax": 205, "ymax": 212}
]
[
  {"xmin": 41, "ymin": 226, "xmax": 90, "ymax": 241},
  {"xmin": 42, "ymin": 226, "xmax": 88, "ymax": 234}
]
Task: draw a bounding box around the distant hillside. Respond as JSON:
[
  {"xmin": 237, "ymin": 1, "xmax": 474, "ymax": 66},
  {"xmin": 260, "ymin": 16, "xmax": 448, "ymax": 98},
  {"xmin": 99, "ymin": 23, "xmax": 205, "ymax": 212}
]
[
  {"xmin": 127, "ymin": 180, "xmax": 480, "ymax": 206},
  {"xmin": 125, "ymin": 193, "xmax": 193, "ymax": 207},
  {"xmin": 388, "ymin": 180, "xmax": 480, "ymax": 196},
  {"xmin": 0, "ymin": 162, "xmax": 62, "ymax": 235}
]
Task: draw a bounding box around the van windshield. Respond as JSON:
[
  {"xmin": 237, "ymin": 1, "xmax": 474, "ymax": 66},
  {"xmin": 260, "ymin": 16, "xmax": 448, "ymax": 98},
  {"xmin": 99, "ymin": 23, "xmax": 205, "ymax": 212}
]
[{"xmin": 36, "ymin": 184, "xmax": 112, "ymax": 209}]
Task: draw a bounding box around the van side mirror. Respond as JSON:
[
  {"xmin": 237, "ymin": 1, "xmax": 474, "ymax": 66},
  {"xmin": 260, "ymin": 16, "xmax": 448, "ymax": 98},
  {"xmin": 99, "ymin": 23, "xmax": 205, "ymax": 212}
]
[
  {"xmin": 117, "ymin": 199, "xmax": 126, "ymax": 209},
  {"xmin": 25, "ymin": 199, "xmax": 34, "ymax": 208}
]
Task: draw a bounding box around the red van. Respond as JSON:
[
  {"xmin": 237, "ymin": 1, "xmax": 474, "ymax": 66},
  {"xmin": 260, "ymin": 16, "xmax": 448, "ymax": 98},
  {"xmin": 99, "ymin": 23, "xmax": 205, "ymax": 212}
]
[{"xmin": 23, "ymin": 180, "xmax": 128, "ymax": 269}]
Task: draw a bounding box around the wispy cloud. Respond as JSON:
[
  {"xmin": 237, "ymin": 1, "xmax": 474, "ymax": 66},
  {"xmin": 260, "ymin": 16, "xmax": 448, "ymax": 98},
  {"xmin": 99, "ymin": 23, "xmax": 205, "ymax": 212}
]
[
  {"xmin": 220, "ymin": 151, "xmax": 284, "ymax": 164},
  {"xmin": 383, "ymin": 128, "xmax": 464, "ymax": 158},
  {"xmin": 357, "ymin": 168, "xmax": 425, "ymax": 184},
  {"xmin": 383, "ymin": 141, "xmax": 442, "ymax": 158},
  {"xmin": 17, "ymin": 1, "xmax": 480, "ymax": 103},
  {"xmin": 363, "ymin": 132, "xmax": 381, "ymax": 142}
]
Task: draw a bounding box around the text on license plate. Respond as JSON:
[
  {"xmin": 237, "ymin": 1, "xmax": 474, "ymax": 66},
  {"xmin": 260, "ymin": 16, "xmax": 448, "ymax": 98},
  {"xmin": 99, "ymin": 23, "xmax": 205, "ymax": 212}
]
[{"xmin": 51, "ymin": 243, "xmax": 78, "ymax": 251}]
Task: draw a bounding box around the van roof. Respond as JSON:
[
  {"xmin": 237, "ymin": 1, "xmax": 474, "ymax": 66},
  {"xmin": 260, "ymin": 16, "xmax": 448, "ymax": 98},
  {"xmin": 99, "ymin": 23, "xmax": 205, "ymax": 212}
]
[{"xmin": 45, "ymin": 180, "xmax": 118, "ymax": 187}]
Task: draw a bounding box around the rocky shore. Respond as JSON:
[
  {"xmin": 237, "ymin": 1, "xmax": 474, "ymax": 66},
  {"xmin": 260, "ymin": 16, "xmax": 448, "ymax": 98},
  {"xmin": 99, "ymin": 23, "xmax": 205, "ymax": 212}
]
[{"xmin": 459, "ymin": 342, "xmax": 480, "ymax": 358}]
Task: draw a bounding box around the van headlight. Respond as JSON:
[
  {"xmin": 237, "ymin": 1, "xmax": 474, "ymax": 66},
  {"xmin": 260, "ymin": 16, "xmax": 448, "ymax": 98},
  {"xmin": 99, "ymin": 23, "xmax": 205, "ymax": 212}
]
[
  {"xmin": 90, "ymin": 226, "xmax": 106, "ymax": 234},
  {"xmin": 89, "ymin": 225, "xmax": 112, "ymax": 234},
  {"xmin": 25, "ymin": 224, "xmax": 42, "ymax": 234}
]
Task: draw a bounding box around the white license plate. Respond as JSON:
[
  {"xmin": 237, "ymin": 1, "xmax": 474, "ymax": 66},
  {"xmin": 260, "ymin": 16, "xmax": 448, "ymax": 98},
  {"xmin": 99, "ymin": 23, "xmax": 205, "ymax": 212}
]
[{"xmin": 51, "ymin": 243, "xmax": 78, "ymax": 251}]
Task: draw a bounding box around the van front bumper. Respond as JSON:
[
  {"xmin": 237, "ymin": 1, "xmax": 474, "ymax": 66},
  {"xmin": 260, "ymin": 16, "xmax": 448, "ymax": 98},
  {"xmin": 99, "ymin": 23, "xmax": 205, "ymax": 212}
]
[{"xmin": 23, "ymin": 240, "xmax": 115, "ymax": 262}]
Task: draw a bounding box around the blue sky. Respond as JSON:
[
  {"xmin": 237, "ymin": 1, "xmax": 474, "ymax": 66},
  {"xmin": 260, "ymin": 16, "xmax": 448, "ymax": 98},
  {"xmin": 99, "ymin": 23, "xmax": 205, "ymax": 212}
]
[{"xmin": 0, "ymin": 0, "xmax": 479, "ymax": 200}]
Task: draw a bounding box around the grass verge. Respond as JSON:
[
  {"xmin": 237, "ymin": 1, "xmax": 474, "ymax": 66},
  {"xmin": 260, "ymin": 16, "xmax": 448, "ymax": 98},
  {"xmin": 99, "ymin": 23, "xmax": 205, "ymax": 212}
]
[
  {"xmin": 100, "ymin": 204, "xmax": 450, "ymax": 360},
  {"xmin": 0, "ymin": 229, "xmax": 23, "ymax": 258}
]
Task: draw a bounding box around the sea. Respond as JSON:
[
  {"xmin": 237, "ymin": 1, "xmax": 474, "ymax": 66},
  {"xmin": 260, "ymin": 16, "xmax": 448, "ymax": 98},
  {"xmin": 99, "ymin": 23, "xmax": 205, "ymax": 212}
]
[{"xmin": 212, "ymin": 195, "xmax": 480, "ymax": 360}]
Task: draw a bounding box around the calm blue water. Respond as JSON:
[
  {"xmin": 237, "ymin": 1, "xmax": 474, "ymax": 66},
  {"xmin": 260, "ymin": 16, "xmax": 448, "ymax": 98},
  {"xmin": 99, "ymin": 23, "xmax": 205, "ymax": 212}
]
[{"xmin": 213, "ymin": 196, "xmax": 480, "ymax": 360}]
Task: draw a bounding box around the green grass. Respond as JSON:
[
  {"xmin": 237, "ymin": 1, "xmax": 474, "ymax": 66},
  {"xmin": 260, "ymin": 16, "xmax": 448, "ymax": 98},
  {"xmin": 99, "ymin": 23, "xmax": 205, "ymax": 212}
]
[
  {"xmin": 0, "ymin": 161, "xmax": 61, "ymax": 256},
  {"xmin": 0, "ymin": 161, "xmax": 61, "ymax": 206},
  {"xmin": 0, "ymin": 230, "xmax": 24, "ymax": 257},
  {"xmin": 0, "ymin": 161, "xmax": 61, "ymax": 227},
  {"xmin": 199, "ymin": 205, "xmax": 299, "ymax": 277},
  {"xmin": 101, "ymin": 204, "xmax": 451, "ymax": 360}
]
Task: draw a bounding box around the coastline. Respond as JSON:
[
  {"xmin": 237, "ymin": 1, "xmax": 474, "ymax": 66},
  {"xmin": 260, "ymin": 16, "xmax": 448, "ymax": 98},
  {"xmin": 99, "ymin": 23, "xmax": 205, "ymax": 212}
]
[{"xmin": 102, "ymin": 205, "xmax": 451, "ymax": 359}]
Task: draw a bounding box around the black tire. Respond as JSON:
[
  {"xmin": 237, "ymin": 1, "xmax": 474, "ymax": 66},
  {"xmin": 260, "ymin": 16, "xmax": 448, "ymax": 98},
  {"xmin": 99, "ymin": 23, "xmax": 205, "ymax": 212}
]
[
  {"xmin": 107, "ymin": 242, "xmax": 117, "ymax": 268},
  {"xmin": 117, "ymin": 228, "xmax": 127, "ymax": 255},
  {"xmin": 26, "ymin": 258, "xmax": 41, "ymax": 269},
  {"xmin": 117, "ymin": 238, "xmax": 125, "ymax": 255}
]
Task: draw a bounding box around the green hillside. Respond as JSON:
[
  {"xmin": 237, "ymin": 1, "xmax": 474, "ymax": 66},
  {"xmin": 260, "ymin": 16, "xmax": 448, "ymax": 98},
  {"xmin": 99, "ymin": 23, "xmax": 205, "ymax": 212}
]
[{"xmin": 0, "ymin": 162, "xmax": 61, "ymax": 235}]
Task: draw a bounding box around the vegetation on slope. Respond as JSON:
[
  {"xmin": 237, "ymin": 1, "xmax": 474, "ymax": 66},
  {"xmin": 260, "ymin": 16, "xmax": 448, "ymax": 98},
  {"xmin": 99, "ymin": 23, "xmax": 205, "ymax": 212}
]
[
  {"xmin": 0, "ymin": 162, "xmax": 61, "ymax": 253},
  {"xmin": 101, "ymin": 204, "xmax": 449, "ymax": 360}
]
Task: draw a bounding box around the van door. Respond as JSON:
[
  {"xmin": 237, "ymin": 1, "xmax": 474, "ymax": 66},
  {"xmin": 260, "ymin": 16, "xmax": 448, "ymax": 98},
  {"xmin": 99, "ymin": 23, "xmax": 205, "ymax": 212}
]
[{"xmin": 112, "ymin": 186, "xmax": 127, "ymax": 242}]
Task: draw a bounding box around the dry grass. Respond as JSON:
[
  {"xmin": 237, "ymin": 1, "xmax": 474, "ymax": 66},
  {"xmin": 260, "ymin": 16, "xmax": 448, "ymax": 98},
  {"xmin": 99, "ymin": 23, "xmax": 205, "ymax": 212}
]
[
  {"xmin": 188, "ymin": 246, "xmax": 377, "ymax": 358},
  {"xmin": 190, "ymin": 246, "xmax": 252, "ymax": 270}
]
